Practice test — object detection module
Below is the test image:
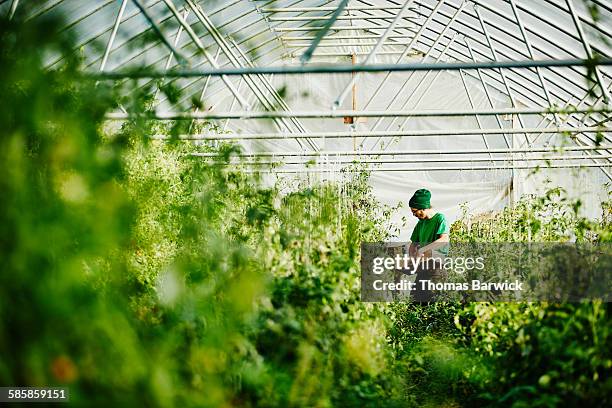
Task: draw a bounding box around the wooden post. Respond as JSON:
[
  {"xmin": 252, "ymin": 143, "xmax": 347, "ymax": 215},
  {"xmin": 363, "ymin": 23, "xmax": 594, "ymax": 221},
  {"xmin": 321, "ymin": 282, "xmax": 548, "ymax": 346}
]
[{"xmin": 344, "ymin": 53, "xmax": 357, "ymax": 125}]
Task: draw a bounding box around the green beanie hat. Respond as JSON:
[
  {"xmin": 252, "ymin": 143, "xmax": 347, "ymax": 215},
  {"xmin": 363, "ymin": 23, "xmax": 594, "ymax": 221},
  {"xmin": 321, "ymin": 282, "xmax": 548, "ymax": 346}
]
[{"xmin": 409, "ymin": 189, "xmax": 431, "ymax": 209}]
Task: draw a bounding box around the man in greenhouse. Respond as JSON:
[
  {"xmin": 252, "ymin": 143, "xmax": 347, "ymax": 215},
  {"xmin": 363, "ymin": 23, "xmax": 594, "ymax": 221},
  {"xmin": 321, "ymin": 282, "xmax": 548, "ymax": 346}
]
[{"xmin": 407, "ymin": 189, "xmax": 450, "ymax": 302}]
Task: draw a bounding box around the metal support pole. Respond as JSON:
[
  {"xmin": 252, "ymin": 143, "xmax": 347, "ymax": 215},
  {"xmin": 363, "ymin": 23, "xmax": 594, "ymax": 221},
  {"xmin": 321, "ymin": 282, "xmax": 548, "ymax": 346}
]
[
  {"xmin": 282, "ymin": 34, "xmax": 416, "ymax": 41},
  {"xmin": 273, "ymin": 24, "xmax": 416, "ymax": 31},
  {"xmin": 185, "ymin": 0, "xmax": 315, "ymax": 149},
  {"xmin": 263, "ymin": 5, "xmax": 413, "ymax": 12},
  {"xmin": 565, "ymin": 0, "xmax": 611, "ymax": 104},
  {"xmin": 334, "ymin": 0, "xmax": 416, "ymax": 107},
  {"xmin": 96, "ymin": 58, "xmax": 612, "ymax": 78},
  {"xmin": 219, "ymin": 155, "xmax": 612, "ymax": 165},
  {"xmin": 286, "ymin": 40, "xmax": 412, "ymax": 48},
  {"xmin": 244, "ymin": 163, "xmax": 612, "ymax": 174},
  {"xmin": 161, "ymin": 0, "xmax": 250, "ymax": 109},
  {"xmin": 300, "ymin": 0, "xmax": 349, "ymax": 64},
  {"xmin": 459, "ymin": 67, "xmax": 492, "ymax": 154},
  {"xmin": 148, "ymin": 126, "xmax": 611, "ymax": 140},
  {"xmin": 511, "ymin": 114, "xmax": 519, "ymax": 204},
  {"xmin": 333, "ymin": 0, "xmax": 448, "ymax": 109},
  {"xmin": 508, "ymin": 0, "xmax": 560, "ymax": 126},
  {"xmin": 100, "ymin": 0, "xmax": 128, "ymax": 71},
  {"xmin": 268, "ymin": 14, "xmax": 418, "ymax": 21},
  {"xmin": 288, "ymin": 50, "xmax": 420, "ymax": 57},
  {"xmin": 465, "ymin": 38, "xmax": 511, "ymax": 148},
  {"xmin": 191, "ymin": 145, "xmax": 612, "ymax": 157},
  {"xmin": 131, "ymin": 0, "xmax": 189, "ymax": 65},
  {"xmin": 475, "ymin": 4, "xmax": 531, "ymax": 147},
  {"xmin": 368, "ymin": 34, "xmax": 459, "ymax": 150},
  {"xmin": 105, "ymin": 107, "xmax": 611, "ymax": 120},
  {"xmin": 153, "ymin": 8, "xmax": 190, "ymax": 103},
  {"xmin": 7, "ymin": 0, "xmax": 19, "ymax": 19}
]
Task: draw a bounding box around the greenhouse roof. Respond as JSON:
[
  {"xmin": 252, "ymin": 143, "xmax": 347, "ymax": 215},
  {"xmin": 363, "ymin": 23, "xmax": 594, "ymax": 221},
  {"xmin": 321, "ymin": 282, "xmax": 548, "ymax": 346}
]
[{"xmin": 4, "ymin": 0, "xmax": 612, "ymax": 232}]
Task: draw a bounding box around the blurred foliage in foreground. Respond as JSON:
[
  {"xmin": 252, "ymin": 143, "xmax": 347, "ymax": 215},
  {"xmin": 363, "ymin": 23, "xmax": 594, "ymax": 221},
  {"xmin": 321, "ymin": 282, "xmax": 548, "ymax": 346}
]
[
  {"xmin": 0, "ymin": 12, "xmax": 403, "ymax": 407},
  {"xmin": 1, "ymin": 8, "xmax": 611, "ymax": 408}
]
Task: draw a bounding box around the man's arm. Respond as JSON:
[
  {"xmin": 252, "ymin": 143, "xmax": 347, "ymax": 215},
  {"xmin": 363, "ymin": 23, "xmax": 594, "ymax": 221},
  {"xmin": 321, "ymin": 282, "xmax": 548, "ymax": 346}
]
[
  {"xmin": 408, "ymin": 223, "xmax": 420, "ymax": 257},
  {"xmin": 417, "ymin": 233, "xmax": 449, "ymax": 257}
]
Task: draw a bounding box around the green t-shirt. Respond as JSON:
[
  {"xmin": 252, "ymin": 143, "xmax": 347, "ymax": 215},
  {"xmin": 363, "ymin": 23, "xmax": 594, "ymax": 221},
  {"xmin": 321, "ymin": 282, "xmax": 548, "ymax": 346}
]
[{"xmin": 410, "ymin": 212, "xmax": 449, "ymax": 246}]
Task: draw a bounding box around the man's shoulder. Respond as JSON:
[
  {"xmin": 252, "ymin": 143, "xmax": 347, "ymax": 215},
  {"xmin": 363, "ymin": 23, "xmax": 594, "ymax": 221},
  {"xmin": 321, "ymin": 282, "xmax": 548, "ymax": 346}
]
[{"xmin": 432, "ymin": 212, "xmax": 447, "ymax": 221}]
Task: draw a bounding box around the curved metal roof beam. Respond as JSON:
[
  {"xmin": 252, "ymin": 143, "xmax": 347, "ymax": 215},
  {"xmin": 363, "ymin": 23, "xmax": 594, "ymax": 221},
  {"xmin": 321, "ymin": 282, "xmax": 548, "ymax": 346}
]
[
  {"xmin": 66, "ymin": 0, "xmax": 605, "ymax": 130},
  {"xmin": 344, "ymin": 0, "xmax": 602, "ymax": 105},
  {"xmin": 91, "ymin": 0, "xmax": 319, "ymax": 91},
  {"xmin": 24, "ymin": 0, "xmax": 66, "ymax": 22},
  {"xmin": 410, "ymin": 1, "xmax": 608, "ymax": 86},
  {"xmin": 44, "ymin": 0, "xmax": 586, "ymax": 114},
  {"xmin": 349, "ymin": 0, "xmax": 604, "ymax": 115},
  {"xmin": 47, "ymin": 0, "xmax": 168, "ymax": 69},
  {"xmin": 543, "ymin": 0, "xmax": 612, "ymax": 38},
  {"xmin": 384, "ymin": 0, "xmax": 611, "ymax": 91},
  {"xmin": 47, "ymin": 0, "xmax": 248, "ymax": 69},
  {"xmin": 151, "ymin": 0, "xmax": 339, "ymax": 107},
  {"xmin": 154, "ymin": 26, "xmax": 604, "ymax": 125},
  {"xmin": 472, "ymin": 0, "xmax": 610, "ymax": 73},
  {"xmin": 161, "ymin": 29, "xmax": 600, "ymax": 117}
]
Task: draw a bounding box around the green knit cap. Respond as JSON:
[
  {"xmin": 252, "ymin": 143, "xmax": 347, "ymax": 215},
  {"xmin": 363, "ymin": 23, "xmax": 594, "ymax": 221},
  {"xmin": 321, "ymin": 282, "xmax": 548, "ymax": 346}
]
[{"xmin": 409, "ymin": 189, "xmax": 431, "ymax": 209}]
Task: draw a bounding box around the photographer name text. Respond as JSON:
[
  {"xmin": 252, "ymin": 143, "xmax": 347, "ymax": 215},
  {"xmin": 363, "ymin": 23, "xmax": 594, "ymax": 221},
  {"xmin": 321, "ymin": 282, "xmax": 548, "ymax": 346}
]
[{"xmin": 372, "ymin": 279, "xmax": 524, "ymax": 292}]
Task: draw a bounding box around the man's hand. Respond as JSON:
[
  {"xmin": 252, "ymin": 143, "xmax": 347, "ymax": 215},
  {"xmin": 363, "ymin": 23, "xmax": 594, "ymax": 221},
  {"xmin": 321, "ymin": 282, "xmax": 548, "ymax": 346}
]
[
  {"xmin": 408, "ymin": 242, "xmax": 419, "ymax": 258},
  {"xmin": 417, "ymin": 248, "xmax": 433, "ymax": 259},
  {"xmin": 415, "ymin": 248, "xmax": 423, "ymax": 258}
]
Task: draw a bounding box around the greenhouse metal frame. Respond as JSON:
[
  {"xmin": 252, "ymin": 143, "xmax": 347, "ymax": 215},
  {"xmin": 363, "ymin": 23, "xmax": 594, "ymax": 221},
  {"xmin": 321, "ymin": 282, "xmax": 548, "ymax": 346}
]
[{"xmin": 5, "ymin": 0, "xmax": 611, "ymax": 179}]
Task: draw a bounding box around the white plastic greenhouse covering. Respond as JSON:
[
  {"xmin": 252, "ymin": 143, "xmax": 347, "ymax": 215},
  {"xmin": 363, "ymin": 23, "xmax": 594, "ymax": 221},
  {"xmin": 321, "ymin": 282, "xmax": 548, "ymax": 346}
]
[{"xmin": 5, "ymin": 0, "xmax": 611, "ymax": 239}]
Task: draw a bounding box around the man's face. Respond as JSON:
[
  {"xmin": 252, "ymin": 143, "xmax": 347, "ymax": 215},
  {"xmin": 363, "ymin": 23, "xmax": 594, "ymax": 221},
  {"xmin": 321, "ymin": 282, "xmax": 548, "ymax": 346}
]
[{"xmin": 411, "ymin": 207, "xmax": 426, "ymax": 220}]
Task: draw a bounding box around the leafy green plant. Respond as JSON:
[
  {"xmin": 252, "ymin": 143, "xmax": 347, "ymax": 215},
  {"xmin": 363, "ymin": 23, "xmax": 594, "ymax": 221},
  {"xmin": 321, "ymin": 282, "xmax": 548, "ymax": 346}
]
[{"xmin": 446, "ymin": 191, "xmax": 612, "ymax": 407}]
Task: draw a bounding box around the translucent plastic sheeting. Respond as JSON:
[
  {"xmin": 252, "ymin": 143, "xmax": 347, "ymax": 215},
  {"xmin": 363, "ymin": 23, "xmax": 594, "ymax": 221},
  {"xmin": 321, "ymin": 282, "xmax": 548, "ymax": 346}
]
[
  {"xmin": 3, "ymin": 0, "xmax": 609, "ymax": 231},
  {"xmin": 247, "ymin": 65, "xmax": 608, "ymax": 233},
  {"xmin": 370, "ymin": 171, "xmax": 512, "ymax": 241}
]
